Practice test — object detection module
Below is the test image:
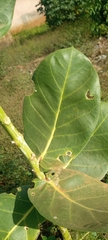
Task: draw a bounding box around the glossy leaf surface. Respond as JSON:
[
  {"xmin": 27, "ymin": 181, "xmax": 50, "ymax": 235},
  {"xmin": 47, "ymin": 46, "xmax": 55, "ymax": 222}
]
[
  {"xmin": 0, "ymin": 0, "xmax": 16, "ymax": 38},
  {"xmin": 23, "ymin": 47, "xmax": 100, "ymax": 170},
  {"xmin": 0, "ymin": 186, "xmax": 45, "ymax": 240},
  {"xmin": 28, "ymin": 168, "xmax": 108, "ymax": 232},
  {"xmin": 70, "ymin": 101, "xmax": 108, "ymax": 180}
]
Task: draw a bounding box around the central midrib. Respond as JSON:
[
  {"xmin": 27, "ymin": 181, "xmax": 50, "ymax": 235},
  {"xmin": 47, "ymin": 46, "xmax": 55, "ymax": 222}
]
[{"xmin": 40, "ymin": 52, "xmax": 73, "ymax": 160}]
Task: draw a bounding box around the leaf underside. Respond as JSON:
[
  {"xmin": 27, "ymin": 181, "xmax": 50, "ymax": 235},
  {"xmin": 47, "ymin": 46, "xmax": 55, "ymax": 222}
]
[
  {"xmin": 28, "ymin": 168, "xmax": 108, "ymax": 232},
  {"xmin": 0, "ymin": 186, "xmax": 45, "ymax": 240},
  {"xmin": 0, "ymin": 0, "xmax": 16, "ymax": 38},
  {"xmin": 23, "ymin": 47, "xmax": 100, "ymax": 171}
]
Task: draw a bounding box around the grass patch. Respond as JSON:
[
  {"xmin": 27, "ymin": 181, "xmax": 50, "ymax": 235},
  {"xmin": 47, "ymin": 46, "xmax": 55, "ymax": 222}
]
[
  {"xmin": 0, "ymin": 17, "xmax": 94, "ymax": 72},
  {"xmin": 14, "ymin": 23, "xmax": 50, "ymax": 43}
]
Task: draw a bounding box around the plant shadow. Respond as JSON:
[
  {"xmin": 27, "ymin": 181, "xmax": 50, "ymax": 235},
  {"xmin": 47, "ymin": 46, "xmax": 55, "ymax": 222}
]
[{"xmin": 12, "ymin": 185, "xmax": 45, "ymax": 229}]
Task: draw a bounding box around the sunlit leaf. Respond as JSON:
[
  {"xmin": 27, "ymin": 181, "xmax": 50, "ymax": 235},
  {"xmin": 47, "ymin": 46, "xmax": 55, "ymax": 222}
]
[
  {"xmin": 0, "ymin": 0, "xmax": 16, "ymax": 38},
  {"xmin": 0, "ymin": 186, "xmax": 45, "ymax": 240},
  {"xmin": 70, "ymin": 101, "xmax": 108, "ymax": 180},
  {"xmin": 28, "ymin": 168, "xmax": 108, "ymax": 232},
  {"xmin": 23, "ymin": 47, "xmax": 100, "ymax": 170}
]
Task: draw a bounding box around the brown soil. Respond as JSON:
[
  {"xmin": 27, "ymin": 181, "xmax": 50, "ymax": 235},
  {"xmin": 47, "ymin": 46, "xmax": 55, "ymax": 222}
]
[{"xmin": 89, "ymin": 36, "xmax": 108, "ymax": 101}]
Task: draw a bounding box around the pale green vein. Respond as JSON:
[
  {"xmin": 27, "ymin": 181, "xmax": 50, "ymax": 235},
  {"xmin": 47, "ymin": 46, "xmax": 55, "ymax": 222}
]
[
  {"xmin": 0, "ymin": 209, "xmax": 14, "ymax": 213},
  {"xmin": 91, "ymin": 112, "xmax": 108, "ymax": 136},
  {"xmin": 37, "ymin": 84, "xmax": 57, "ymax": 113},
  {"xmin": 24, "ymin": 129, "xmax": 41, "ymax": 154},
  {"xmin": 61, "ymin": 97, "xmax": 85, "ymax": 110},
  {"xmin": 25, "ymin": 114, "xmax": 49, "ymax": 139},
  {"xmin": 0, "ymin": 230, "xmax": 7, "ymax": 233},
  {"xmin": 29, "ymin": 96, "xmax": 51, "ymax": 129},
  {"xmin": 54, "ymin": 128, "xmax": 89, "ymax": 137},
  {"xmin": 4, "ymin": 205, "xmax": 34, "ymax": 240},
  {"xmin": 57, "ymin": 104, "xmax": 97, "ymax": 128},
  {"xmin": 63, "ymin": 68, "xmax": 93, "ymax": 100},
  {"xmin": 40, "ymin": 50, "xmax": 74, "ymax": 160},
  {"xmin": 49, "ymin": 58, "xmax": 65, "ymax": 91},
  {"xmin": 49, "ymin": 180, "xmax": 108, "ymax": 213},
  {"xmin": 72, "ymin": 162, "xmax": 107, "ymax": 168},
  {"xmin": 83, "ymin": 147, "xmax": 108, "ymax": 152},
  {"xmin": 0, "ymin": 1, "xmax": 12, "ymax": 13}
]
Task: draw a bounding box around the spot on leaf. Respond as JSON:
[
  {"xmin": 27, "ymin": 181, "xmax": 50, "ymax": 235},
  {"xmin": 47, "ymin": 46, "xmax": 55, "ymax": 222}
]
[
  {"xmin": 86, "ymin": 90, "xmax": 94, "ymax": 100},
  {"xmin": 57, "ymin": 150, "xmax": 72, "ymax": 164},
  {"xmin": 31, "ymin": 192, "xmax": 35, "ymax": 196},
  {"xmin": 66, "ymin": 151, "xmax": 72, "ymax": 157},
  {"xmin": 24, "ymin": 226, "xmax": 29, "ymax": 230}
]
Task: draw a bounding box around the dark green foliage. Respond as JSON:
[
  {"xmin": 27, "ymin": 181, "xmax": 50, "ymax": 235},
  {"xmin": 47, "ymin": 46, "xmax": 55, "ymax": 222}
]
[
  {"xmin": 36, "ymin": 0, "xmax": 83, "ymax": 27},
  {"xmin": 36, "ymin": 0, "xmax": 108, "ymax": 35},
  {"xmin": 0, "ymin": 154, "xmax": 34, "ymax": 194},
  {"xmin": 84, "ymin": 0, "xmax": 108, "ymax": 35}
]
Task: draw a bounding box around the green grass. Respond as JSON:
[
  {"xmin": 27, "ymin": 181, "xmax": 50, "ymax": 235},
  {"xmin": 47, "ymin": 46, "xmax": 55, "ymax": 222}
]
[
  {"xmin": 0, "ymin": 17, "xmax": 94, "ymax": 72},
  {"xmin": 14, "ymin": 23, "xmax": 50, "ymax": 43}
]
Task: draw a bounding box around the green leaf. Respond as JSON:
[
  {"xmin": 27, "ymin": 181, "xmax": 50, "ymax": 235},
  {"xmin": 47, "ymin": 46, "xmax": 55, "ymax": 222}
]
[
  {"xmin": 23, "ymin": 47, "xmax": 100, "ymax": 170},
  {"xmin": 0, "ymin": 186, "xmax": 45, "ymax": 240},
  {"xmin": 0, "ymin": 0, "xmax": 16, "ymax": 38},
  {"xmin": 70, "ymin": 101, "xmax": 108, "ymax": 180},
  {"xmin": 28, "ymin": 168, "xmax": 108, "ymax": 232}
]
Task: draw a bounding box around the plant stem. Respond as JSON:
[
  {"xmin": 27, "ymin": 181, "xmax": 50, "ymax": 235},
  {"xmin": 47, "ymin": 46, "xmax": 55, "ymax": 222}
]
[
  {"xmin": 80, "ymin": 232, "xmax": 90, "ymax": 240},
  {"xmin": 0, "ymin": 106, "xmax": 45, "ymax": 180},
  {"xmin": 58, "ymin": 226, "xmax": 73, "ymax": 240}
]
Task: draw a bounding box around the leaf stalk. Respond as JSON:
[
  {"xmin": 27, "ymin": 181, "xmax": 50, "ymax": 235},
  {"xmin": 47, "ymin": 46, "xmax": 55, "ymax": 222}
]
[
  {"xmin": 0, "ymin": 106, "xmax": 45, "ymax": 180},
  {"xmin": 58, "ymin": 226, "xmax": 73, "ymax": 240}
]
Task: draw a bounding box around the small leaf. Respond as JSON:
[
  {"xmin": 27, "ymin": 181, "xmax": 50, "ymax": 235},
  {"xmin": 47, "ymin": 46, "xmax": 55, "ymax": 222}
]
[
  {"xmin": 23, "ymin": 47, "xmax": 100, "ymax": 170},
  {"xmin": 0, "ymin": 0, "xmax": 16, "ymax": 38},
  {"xmin": 0, "ymin": 186, "xmax": 45, "ymax": 240},
  {"xmin": 70, "ymin": 101, "xmax": 108, "ymax": 180},
  {"xmin": 28, "ymin": 169, "xmax": 108, "ymax": 232}
]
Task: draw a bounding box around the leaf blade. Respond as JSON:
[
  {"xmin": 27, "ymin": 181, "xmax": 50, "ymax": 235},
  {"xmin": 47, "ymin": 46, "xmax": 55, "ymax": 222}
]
[
  {"xmin": 70, "ymin": 101, "xmax": 108, "ymax": 179},
  {"xmin": 23, "ymin": 47, "xmax": 100, "ymax": 170},
  {"xmin": 0, "ymin": 0, "xmax": 16, "ymax": 38},
  {"xmin": 0, "ymin": 186, "xmax": 45, "ymax": 240},
  {"xmin": 28, "ymin": 169, "xmax": 108, "ymax": 232}
]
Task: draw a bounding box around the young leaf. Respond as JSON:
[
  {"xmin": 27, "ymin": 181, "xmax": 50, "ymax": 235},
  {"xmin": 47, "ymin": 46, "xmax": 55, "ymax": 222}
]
[
  {"xmin": 28, "ymin": 168, "xmax": 108, "ymax": 232},
  {"xmin": 0, "ymin": 186, "xmax": 45, "ymax": 240},
  {"xmin": 70, "ymin": 101, "xmax": 108, "ymax": 180},
  {"xmin": 23, "ymin": 47, "xmax": 100, "ymax": 171},
  {"xmin": 0, "ymin": 0, "xmax": 16, "ymax": 38}
]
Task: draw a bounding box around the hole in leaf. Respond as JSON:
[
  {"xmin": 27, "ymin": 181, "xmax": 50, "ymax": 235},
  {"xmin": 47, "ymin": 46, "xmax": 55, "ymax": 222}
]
[
  {"xmin": 17, "ymin": 187, "xmax": 22, "ymax": 192},
  {"xmin": 24, "ymin": 226, "xmax": 29, "ymax": 230},
  {"xmin": 66, "ymin": 151, "xmax": 72, "ymax": 157},
  {"xmin": 31, "ymin": 192, "xmax": 35, "ymax": 196},
  {"xmin": 58, "ymin": 150, "xmax": 72, "ymax": 164},
  {"xmin": 86, "ymin": 90, "xmax": 94, "ymax": 100}
]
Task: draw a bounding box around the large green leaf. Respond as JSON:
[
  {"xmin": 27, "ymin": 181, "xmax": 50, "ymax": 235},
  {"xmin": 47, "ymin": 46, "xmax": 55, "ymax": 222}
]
[
  {"xmin": 0, "ymin": 186, "xmax": 45, "ymax": 240},
  {"xmin": 69, "ymin": 101, "xmax": 108, "ymax": 180},
  {"xmin": 28, "ymin": 168, "xmax": 108, "ymax": 232},
  {"xmin": 0, "ymin": 0, "xmax": 16, "ymax": 38},
  {"xmin": 23, "ymin": 47, "xmax": 100, "ymax": 170}
]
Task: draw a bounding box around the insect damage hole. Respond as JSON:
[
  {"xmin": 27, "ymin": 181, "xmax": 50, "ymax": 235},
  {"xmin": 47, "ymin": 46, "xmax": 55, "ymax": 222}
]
[
  {"xmin": 66, "ymin": 150, "xmax": 72, "ymax": 157},
  {"xmin": 86, "ymin": 90, "xmax": 94, "ymax": 100},
  {"xmin": 31, "ymin": 192, "xmax": 35, "ymax": 196},
  {"xmin": 24, "ymin": 226, "xmax": 29, "ymax": 230}
]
